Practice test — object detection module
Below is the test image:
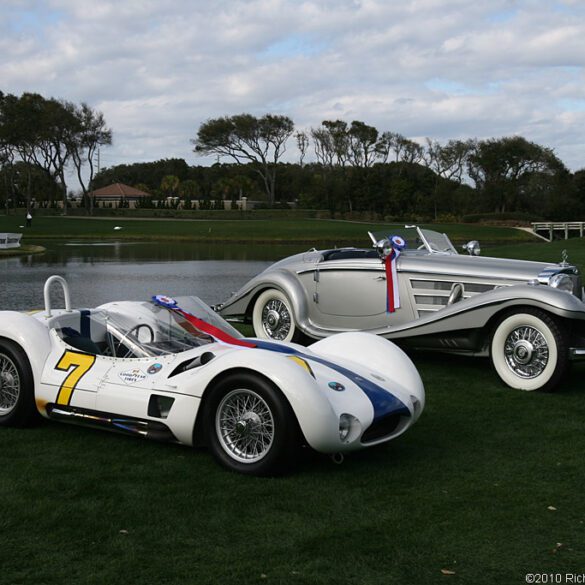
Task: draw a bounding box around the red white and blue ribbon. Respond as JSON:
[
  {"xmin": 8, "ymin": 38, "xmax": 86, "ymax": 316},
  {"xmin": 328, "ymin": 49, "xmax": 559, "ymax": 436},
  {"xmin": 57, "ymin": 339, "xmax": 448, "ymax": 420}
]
[{"xmin": 384, "ymin": 235, "xmax": 406, "ymax": 313}]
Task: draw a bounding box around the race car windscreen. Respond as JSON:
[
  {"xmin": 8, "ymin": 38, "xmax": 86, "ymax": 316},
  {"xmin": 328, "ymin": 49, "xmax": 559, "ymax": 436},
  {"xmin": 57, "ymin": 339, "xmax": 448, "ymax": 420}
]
[
  {"xmin": 104, "ymin": 297, "xmax": 244, "ymax": 357},
  {"xmin": 170, "ymin": 296, "xmax": 244, "ymax": 339}
]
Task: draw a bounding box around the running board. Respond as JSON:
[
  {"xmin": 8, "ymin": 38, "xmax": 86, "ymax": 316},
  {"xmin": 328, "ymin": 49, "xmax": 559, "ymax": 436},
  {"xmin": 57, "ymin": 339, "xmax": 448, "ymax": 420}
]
[{"xmin": 569, "ymin": 347, "xmax": 585, "ymax": 361}]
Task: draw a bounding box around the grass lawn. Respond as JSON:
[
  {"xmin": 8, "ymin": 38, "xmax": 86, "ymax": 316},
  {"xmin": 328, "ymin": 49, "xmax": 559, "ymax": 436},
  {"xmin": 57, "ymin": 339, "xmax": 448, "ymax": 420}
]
[
  {"xmin": 490, "ymin": 237, "xmax": 585, "ymax": 273},
  {"xmin": 2, "ymin": 355, "xmax": 584, "ymax": 585},
  {"xmin": 0, "ymin": 214, "xmax": 539, "ymax": 246}
]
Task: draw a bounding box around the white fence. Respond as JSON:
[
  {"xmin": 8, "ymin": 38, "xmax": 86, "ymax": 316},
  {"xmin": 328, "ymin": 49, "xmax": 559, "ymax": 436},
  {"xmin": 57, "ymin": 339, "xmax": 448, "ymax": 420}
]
[
  {"xmin": 531, "ymin": 222, "xmax": 585, "ymax": 241},
  {"xmin": 0, "ymin": 233, "xmax": 22, "ymax": 249}
]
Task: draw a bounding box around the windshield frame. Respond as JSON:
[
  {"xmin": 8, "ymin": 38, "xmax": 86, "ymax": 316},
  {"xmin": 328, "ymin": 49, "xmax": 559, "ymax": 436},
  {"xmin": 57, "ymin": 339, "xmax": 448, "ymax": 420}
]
[
  {"xmin": 415, "ymin": 227, "xmax": 457, "ymax": 254},
  {"xmin": 370, "ymin": 226, "xmax": 457, "ymax": 255}
]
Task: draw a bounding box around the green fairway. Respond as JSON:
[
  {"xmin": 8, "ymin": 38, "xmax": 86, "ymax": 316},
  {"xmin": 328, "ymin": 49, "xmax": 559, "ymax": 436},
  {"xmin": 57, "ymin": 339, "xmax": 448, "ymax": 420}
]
[{"xmin": 0, "ymin": 214, "xmax": 539, "ymax": 246}]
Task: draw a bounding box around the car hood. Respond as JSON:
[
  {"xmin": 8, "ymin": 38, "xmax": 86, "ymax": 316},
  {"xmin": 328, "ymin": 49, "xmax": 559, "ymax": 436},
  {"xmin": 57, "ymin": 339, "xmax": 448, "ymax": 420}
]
[{"xmin": 270, "ymin": 247, "xmax": 564, "ymax": 283}]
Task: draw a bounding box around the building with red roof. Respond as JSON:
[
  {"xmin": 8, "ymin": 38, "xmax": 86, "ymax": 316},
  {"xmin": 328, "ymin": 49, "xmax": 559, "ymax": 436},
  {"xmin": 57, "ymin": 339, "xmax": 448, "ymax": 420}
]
[{"xmin": 91, "ymin": 183, "xmax": 150, "ymax": 207}]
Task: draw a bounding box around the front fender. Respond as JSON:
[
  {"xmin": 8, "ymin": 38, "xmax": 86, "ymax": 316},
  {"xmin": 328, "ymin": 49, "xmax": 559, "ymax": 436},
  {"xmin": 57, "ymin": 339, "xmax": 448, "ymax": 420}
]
[
  {"xmin": 219, "ymin": 269, "xmax": 311, "ymax": 329},
  {"xmin": 179, "ymin": 348, "xmax": 340, "ymax": 452},
  {"xmin": 375, "ymin": 284, "xmax": 585, "ymax": 341},
  {"xmin": 310, "ymin": 332, "xmax": 425, "ymax": 420}
]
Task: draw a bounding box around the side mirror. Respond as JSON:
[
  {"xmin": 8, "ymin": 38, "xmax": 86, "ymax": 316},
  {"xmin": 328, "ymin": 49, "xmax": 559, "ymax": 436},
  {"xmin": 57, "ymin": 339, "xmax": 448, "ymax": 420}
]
[{"xmin": 462, "ymin": 240, "xmax": 481, "ymax": 256}]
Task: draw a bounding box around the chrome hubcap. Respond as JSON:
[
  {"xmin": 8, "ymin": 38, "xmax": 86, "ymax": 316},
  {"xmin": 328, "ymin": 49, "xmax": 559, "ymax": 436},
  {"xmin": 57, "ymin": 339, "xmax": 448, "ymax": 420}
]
[
  {"xmin": 234, "ymin": 412, "xmax": 262, "ymax": 436},
  {"xmin": 261, "ymin": 300, "xmax": 291, "ymax": 340},
  {"xmin": 0, "ymin": 353, "xmax": 20, "ymax": 416},
  {"xmin": 216, "ymin": 389, "xmax": 274, "ymax": 463},
  {"xmin": 266, "ymin": 310, "xmax": 280, "ymax": 329},
  {"xmin": 504, "ymin": 326, "xmax": 549, "ymax": 379}
]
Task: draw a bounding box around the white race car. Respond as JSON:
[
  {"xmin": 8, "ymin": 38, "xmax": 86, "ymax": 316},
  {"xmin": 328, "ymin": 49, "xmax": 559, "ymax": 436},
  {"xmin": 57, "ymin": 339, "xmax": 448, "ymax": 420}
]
[{"xmin": 0, "ymin": 276, "xmax": 425, "ymax": 475}]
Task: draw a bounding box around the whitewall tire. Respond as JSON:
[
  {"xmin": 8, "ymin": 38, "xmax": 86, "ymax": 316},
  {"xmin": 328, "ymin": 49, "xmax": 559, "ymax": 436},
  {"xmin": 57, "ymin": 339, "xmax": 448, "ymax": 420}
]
[
  {"xmin": 490, "ymin": 309, "xmax": 567, "ymax": 392},
  {"xmin": 252, "ymin": 289, "xmax": 298, "ymax": 343}
]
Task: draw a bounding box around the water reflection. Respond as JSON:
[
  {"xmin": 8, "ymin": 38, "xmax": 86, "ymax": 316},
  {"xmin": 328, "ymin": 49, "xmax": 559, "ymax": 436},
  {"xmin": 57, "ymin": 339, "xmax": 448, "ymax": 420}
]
[
  {"xmin": 21, "ymin": 240, "xmax": 309, "ymax": 264},
  {"xmin": 1, "ymin": 240, "xmax": 309, "ymax": 311}
]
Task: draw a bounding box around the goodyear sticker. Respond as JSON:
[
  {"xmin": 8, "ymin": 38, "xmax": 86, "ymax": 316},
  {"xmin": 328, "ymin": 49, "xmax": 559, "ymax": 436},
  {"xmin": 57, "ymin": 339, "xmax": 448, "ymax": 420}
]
[{"xmin": 119, "ymin": 369, "xmax": 147, "ymax": 385}]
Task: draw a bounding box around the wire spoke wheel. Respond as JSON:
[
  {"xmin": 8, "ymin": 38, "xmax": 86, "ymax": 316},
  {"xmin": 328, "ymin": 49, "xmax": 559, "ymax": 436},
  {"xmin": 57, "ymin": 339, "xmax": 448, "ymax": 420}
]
[
  {"xmin": 0, "ymin": 353, "xmax": 21, "ymax": 416},
  {"xmin": 252, "ymin": 289, "xmax": 299, "ymax": 343},
  {"xmin": 205, "ymin": 372, "xmax": 299, "ymax": 475},
  {"xmin": 216, "ymin": 388, "xmax": 275, "ymax": 463},
  {"xmin": 0, "ymin": 340, "xmax": 37, "ymax": 427},
  {"xmin": 490, "ymin": 309, "xmax": 567, "ymax": 392},
  {"xmin": 261, "ymin": 299, "xmax": 292, "ymax": 341}
]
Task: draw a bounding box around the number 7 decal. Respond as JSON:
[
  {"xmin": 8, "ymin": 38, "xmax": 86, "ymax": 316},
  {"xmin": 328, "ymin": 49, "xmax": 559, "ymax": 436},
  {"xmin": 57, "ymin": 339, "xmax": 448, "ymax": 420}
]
[{"xmin": 55, "ymin": 351, "xmax": 96, "ymax": 405}]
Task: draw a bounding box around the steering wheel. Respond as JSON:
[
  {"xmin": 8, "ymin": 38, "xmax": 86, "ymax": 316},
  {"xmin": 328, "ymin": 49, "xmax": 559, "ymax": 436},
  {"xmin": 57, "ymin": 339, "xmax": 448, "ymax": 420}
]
[
  {"xmin": 107, "ymin": 323, "xmax": 155, "ymax": 358},
  {"xmin": 126, "ymin": 323, "xmax": 155, "ymax": 342}
]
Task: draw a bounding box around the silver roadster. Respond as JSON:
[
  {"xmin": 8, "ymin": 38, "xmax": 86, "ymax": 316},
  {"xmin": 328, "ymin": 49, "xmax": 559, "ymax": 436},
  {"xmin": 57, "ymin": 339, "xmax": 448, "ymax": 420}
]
[{"xmin": 217, "ymin": 226, "xmax": 585, "ymax": 392}]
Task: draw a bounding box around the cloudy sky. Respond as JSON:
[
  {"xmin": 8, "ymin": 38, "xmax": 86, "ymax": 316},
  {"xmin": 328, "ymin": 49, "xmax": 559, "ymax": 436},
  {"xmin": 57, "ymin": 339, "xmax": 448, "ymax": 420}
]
[{"xmin": 2, "ymin": 0, "xmax": 585, "ymax": 181}]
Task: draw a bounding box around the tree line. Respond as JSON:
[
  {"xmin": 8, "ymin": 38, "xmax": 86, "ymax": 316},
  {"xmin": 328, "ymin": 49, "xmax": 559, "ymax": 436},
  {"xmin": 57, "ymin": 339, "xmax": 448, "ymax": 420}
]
[
  {"xmin": 0, "ymin": 91, "xmax": 111, "ymax": 214},
  {"xmin": 98, "ymin": 115, "xmax": 585, "ymax": 220},
  {"xmin": 2, "ymin": 94, "xmax": 584, "ymax": 220},
  {"xmin": 192, "ymin": 114, "xmax": 584, "ymax": 220}
]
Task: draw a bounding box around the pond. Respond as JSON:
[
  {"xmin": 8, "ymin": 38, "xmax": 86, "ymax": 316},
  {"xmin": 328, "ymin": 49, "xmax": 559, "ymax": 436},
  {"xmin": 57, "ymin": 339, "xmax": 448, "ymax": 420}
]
[{"xmin": 0, "ymin": 240, "xmax": 308, "ymax": 311}]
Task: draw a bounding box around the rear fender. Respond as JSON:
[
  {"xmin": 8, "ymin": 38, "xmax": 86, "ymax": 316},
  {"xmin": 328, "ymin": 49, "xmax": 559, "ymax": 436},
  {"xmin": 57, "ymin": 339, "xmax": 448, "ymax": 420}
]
[{"xmin": 0, "ymin": 312, "xmax": 52, "ymax": 386}]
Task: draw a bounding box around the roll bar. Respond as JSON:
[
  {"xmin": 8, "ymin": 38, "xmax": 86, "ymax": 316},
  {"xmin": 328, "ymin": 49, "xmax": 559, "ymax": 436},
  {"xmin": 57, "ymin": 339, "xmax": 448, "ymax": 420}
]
[{"xmin": 44, "ymin": 275, "xmax": 72, "ymax": 316}]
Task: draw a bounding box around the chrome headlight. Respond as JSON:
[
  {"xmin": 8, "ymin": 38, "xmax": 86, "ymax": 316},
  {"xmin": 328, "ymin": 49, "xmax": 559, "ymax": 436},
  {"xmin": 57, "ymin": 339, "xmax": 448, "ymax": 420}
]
[
  {"xmin": 549, "ymin": 273, "xmax": 574, "ymax": 294},
  {"xmin": 462, "ymin": 240, "xmax": 481, "ymax": 256},
  {"xmin": 339, "ymin": 414, "xmax": 352, "ymax": 441},
  {"xmin": 376, "ymin": 238, "xmax": 392, "ymax": 258},
  {"xmin": 339, "ymin": 414, "xmax": 360, "ymax": 443}
]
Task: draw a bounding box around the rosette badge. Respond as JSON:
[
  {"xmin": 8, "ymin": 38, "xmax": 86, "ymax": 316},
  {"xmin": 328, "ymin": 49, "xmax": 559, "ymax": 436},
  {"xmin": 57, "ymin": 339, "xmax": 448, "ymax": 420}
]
[
  {"xmin": 152, "ymin": 295, "xmax": 178, "ymax": 309},
  {"xmin": 390, "ymin": 235, "xmax": 406, "ymax": 250}
]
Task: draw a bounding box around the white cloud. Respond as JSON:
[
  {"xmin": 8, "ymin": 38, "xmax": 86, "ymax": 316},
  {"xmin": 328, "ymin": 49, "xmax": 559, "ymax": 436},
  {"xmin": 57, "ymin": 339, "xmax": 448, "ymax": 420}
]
[{"xmin": 1, "ymin": 0, "xmax": 584, "ymax": 184}]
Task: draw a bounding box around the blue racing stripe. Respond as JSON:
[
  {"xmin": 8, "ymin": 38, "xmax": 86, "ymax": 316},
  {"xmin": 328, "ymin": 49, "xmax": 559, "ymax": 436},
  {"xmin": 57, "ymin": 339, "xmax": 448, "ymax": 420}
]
[{"xmin": 246, "ymin": 339, "xmax": 410, "ymax": 421}]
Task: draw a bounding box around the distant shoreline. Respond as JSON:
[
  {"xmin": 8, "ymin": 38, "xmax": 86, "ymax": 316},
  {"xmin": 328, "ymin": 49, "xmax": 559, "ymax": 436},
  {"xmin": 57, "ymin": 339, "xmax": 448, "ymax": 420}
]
[{"xmin": 0, "ymin": 244, "xmax": 46, "ymax": 257}]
